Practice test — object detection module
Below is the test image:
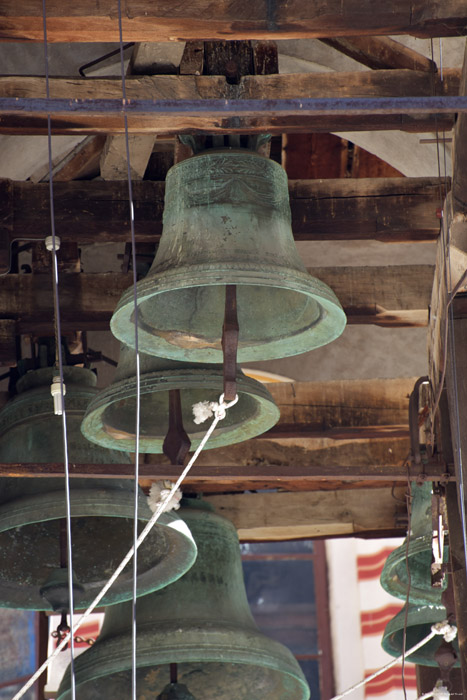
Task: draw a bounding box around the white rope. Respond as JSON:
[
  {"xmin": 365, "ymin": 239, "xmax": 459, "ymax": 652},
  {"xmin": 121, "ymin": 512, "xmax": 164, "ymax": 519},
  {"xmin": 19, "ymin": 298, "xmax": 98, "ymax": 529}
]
[
  {"xmin": 11, "ymin": 393, "xmax": 238, "ymax": 700},
  {"xmin": 330, "ymin": 621, "xmax": 457, "ymax": 700}
]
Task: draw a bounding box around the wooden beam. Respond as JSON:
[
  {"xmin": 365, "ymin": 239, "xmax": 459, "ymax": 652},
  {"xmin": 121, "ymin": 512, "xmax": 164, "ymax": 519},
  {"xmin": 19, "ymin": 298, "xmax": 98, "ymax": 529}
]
[
  {"xmin": 0, "ymin": 266, "xmax": 434, "ymax": 333},
  {"xmin": 1, "ymin": 2, "xmax": 467, "ymax": 42},
  {"xmin": 4, "ymin": 72, "xmax": 457, "ymax": 101},
  {"xmin": 0, "ymin": 71, "xmax": 458, "ymax": 135},
  {"xmin": 320, "ymin": 37, "xmax": 437, "ymax": 72},
  {"xmin": 204, "ymin": 489, "xmax": 407, "ymax": 540},
  {"xmin": 2, "ymin": 177, "xmax": 448, "ymax": 245},
  {"xmin": 0, "ymin": 460, "xmax": 451, "ymax": 489},
  {"xmin": 256, "ymin": 377, "xmax": 414, "ymax": 440},
  {"xmin": 0, "ymin": 109, "xmax": 452, "ymax": 137},
  {"xmin": 312, "ymin": 264, "xmax": 433, "ymax": 327},
  {"xmin": 32, "ymin": 135, "xmax": 106, "ymax": 183}
]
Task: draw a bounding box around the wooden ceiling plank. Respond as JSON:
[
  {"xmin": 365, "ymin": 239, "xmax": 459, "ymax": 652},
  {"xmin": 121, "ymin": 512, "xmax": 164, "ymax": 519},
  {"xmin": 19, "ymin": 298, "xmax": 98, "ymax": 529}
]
[
  {"xmin": 0, "ymin": 266, "xmax": 433, "ymax": 333},
  {"xmin": 320, "ymin": 36, "xmax": 437, "ymax": 72},
  {"xmin": 2, "ymin": 176, "xmax": 448, "ymax": 245},
  {"xmin": 1, "ymin": 1, "xmax": 467, "ymax": 42}
]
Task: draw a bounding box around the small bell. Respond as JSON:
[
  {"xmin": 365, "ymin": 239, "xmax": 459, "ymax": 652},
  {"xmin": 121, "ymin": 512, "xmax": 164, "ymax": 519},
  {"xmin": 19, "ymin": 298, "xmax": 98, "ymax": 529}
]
[
  {"xmin": 381, "ymin": 603, "xmax": 459, "ymax": 667},
  {"xmin": 81, "ymin": 344, "xmax": 279, "ymax": 453},
  {"xmin": 380, "ymin": 482, "xmax": 448, "ymax": 604},
  {"xmin": 111, "ymin": 148, "xmax": 346, "ymax": 364}
]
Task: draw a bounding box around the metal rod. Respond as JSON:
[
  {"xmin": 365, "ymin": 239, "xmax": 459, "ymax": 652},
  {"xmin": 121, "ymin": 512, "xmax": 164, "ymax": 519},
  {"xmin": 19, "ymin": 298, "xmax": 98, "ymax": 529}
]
[
  {"xmin": 222, "ymin": 285, "xmax": 239, "ymax": 402},
  {"xmin": 2, "ymin": 95, "xmax": 467, "ymax": 116},
  {"xmin": 163, "ymin": 389, "xmax": 191, "ymax": 465}
]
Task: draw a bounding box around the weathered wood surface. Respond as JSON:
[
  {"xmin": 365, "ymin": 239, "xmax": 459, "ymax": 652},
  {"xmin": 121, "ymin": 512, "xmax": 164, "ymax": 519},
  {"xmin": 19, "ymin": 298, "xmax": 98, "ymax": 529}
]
[
  {"xmin": 1, "ymin": 1, "xmax": 467, "ymax": 42},
  {"xmin": 1, "ymin": 177, "xmax": 448, "ymax": 245},
  {"xmin": 0, "ymin": 71, "xmax": 457, "ymax": 135},
  {"xmin": 3, "ymin": 72, "xmax": 457, "ymax": 101},
  {"xmin": 204, "ymin": 489, "xmax": 407, "ymax": 539},
  {"xmin": 0, "ymin": 460, "xmax": 451, "ymax": 490},
  {"xmin": 320, "ymin": 36, "xmax": 437, "ymax": 72},
  {"xmin": 0, "ymin": 109, "xmax": 452, "ymax": 136},
  {"xmin": 267, "ymin": 377, "xmax": 413, "ymax": 434},
  {"xmin": 0, "ymin": 266, "xmax": 434, "ymax": 332},
  {"xmin": 100, "ymin": 44, "xmax": 163, "ymax": 182}
]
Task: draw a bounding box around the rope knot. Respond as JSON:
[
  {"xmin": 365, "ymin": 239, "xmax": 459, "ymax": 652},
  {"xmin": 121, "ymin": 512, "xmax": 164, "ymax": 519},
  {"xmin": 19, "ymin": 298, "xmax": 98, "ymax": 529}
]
[
  {"xmin": 192, "ymin": 393, "xmax": 239, "ymax": 424},
  {"xmin": 147, "ymin": 481, "xmax": 182, "ymax": 514},
  {"xmin": 431, "ymin": 620, "xmax": 458, "ymax": 643},
  {"xmin": 432, "ymin": 681, "xmax": 450, "ymax": 700}
]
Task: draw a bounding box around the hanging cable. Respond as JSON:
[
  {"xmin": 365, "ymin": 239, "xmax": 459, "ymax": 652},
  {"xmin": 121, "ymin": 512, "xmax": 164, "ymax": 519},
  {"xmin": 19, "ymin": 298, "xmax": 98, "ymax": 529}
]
[
  {"xmin": 41, "ymin": 2, "xmax": 76, "ymax": 699},
  {"xmin": 115, "ymin": 4, "xmax": 141, "ymax": 700},
  {"xmin": 10, "ymin": 393, "xmax": 238, "ymax": 700}
]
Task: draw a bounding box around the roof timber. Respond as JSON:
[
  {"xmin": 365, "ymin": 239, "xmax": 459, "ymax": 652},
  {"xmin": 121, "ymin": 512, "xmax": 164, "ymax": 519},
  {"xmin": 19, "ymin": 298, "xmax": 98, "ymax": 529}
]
[
  {"xmin": 1, "ymin": 0, "xmax": 467, "ymax": 42},
  {"xmin": 0, "ymin": 70, "xmax": 459, "ymax": 135},
  {"xmin": 0, "ymin": 177, "xmax": 448, "ymax": 246}
]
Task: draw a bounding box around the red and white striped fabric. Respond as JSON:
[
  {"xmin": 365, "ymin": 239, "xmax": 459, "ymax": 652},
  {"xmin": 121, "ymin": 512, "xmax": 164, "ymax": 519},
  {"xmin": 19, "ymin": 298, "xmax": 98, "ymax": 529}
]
[{"xmin": 356, "ymin": 538, "xmax": 417, "ymax": 700}]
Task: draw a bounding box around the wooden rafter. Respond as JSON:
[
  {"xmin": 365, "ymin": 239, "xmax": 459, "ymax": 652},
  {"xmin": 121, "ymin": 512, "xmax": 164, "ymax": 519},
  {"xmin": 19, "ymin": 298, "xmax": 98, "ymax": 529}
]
[
  {"xmin": 320, "ymin": 36, "xmax": 437, "ymax": 72},
  {"xmin": 1, "ymin": 1, "xmax": 467, "ymax": 42}
]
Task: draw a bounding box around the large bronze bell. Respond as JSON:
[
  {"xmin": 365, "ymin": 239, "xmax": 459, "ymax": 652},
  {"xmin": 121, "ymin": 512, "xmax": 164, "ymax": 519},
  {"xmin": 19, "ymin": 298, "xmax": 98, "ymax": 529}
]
[
  {"xmin": 111, "ymin": 149, "xmax": 346, "ymax": 363},
  {"xmin": 57, "ymin": 499, "xmax": 310, "ymax": 700},
  {"xmin": 380, "ymin": 482, "xmax": 447, "ymax": 604},
  {"xmin": 0, "ymin": 367, "xmax": 197, "ymax": 610},
  {"xmin": 381, "ymin": 603, "xmax": 459, "ymax": 667},
  {"xmin": 81, "ymin": 344, "xmax": 280, "ymax": 453}
]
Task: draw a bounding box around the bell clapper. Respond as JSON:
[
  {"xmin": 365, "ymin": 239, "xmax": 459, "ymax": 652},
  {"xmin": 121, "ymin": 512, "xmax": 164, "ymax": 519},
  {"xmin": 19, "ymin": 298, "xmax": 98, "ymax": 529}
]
[
  {"xmin": 221, "ymin": 284, "xmax": 239, "ymax": 402},
  {"xmin": 162, "ymin": 389, "xmax": 192, "ymax": 465}
]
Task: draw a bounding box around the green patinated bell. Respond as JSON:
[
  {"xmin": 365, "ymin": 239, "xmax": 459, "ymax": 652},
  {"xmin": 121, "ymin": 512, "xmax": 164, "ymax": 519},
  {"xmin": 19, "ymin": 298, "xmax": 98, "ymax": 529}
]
[
  {"xmin": 0, "ymin": 367, "xmax": 197, "ymax": 610},
  {"xmin": 57, "ymin": 499, "xmax": 310, "ymax": 700},
  {"xmin": 81, "ymin": 344, "xmax": 280, "ymax": 453},
  {"xmin": 382, "ymin": 603, "xmax": 459, "ymax": 667},
  {"xmin": 380, "ymin": 482, "xmax": 448, "ymax": 604},
  {"xmin": 111, "ymin": 149, "xmax": 346, "ymax": 363}
]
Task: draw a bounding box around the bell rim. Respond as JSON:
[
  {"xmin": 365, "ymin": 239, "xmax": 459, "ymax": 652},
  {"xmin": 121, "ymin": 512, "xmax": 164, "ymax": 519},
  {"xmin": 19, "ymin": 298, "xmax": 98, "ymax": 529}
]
[
  {"xmin": 0, "ymin": 491, "xmax": 197, "ymax": 610},
  {"xmin": 57, "ymin": 624, "xmax": 310, "ymax": 700},
  {"xmin": 380, "ymin": 535, "xmax": 447, "ymax": 604},
  {"xmin": 80, "ymin": 368, "xmax": 280, "ymax": 453},
  {"xmin": 111, "ymin": 265, "xmax": 347, "ymax": 362}
]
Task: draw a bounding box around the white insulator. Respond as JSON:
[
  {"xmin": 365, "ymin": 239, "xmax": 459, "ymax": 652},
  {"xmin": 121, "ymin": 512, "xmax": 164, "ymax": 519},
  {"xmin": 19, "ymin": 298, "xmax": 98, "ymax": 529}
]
[
  {"xmin": 45, "ymin": 235, "xmax": 61, "ymax": 251},
  {"xmin": 50, "ymin": 376, "xmax": 66, "ymax": 415}
]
